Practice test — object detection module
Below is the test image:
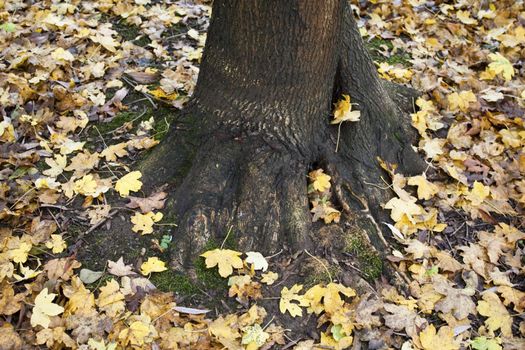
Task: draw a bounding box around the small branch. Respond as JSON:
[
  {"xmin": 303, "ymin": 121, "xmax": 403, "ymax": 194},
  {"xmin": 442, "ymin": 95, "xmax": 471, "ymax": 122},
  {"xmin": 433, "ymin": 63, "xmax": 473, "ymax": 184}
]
[{"xmin": 220, "ymin": 225, "xmax": 234, "ymax": 249}]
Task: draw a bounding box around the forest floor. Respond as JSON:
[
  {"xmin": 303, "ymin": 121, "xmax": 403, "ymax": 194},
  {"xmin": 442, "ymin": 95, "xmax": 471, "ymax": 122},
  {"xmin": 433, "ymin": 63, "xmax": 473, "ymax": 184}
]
[{"xmin": 0, "ymin": 0, "xmax": 524, "ymax": 349}]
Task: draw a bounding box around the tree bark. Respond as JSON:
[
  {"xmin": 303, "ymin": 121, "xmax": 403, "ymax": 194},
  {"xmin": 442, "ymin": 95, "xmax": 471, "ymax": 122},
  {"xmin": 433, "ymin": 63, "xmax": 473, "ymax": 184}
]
[{"xmin": 138, "ymin": 0, "xmax": 425, "ymax": 272}]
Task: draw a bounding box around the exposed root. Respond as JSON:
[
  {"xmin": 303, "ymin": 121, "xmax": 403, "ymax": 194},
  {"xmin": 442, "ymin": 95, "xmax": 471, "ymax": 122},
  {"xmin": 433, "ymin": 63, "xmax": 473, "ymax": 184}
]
[{"xmin": 155, "ymin": 133, "xmax": 313, "ymax": 272}]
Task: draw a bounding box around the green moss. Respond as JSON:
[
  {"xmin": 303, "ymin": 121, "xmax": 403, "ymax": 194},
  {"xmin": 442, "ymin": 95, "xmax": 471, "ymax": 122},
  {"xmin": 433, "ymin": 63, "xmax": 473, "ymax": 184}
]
[
  {"xmin": 150, "ymin": 271, "xmax": 199, "ymax": 295},
  {"xmin": 96, "ymin": 111, "xmax": 137, "ymax": 134},
  {"xmin": 345, "ymin": 235, "xmax": 383, "ymax": 281},
  {"xmin": 366, "ymin": 37, "xmax": 411, "ymax": 67},
  {"xmin": 112, "ymin": 21, "xmax": 150, "ymax": 47}
]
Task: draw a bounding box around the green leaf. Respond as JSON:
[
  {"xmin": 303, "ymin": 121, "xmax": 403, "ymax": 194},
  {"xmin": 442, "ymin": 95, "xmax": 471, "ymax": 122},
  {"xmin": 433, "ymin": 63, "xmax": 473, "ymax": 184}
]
[
  {"xmin": 0, "ymin": 22, "xmax": 16, "ymax": 32},
  {"xmin": 471, "ymin": 336, "xmax": 502, "ymax": 350}
]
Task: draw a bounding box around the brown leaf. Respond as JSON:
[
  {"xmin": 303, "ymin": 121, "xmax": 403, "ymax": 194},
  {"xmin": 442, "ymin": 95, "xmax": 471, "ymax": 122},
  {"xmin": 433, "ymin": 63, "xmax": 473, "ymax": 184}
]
[
  {"xmin": 126, "ymin": 191, "xmax": 167, "ymax": 213},
  {"xmin": 126, "ymin": 71, "xmax": 160, "ymax": 84}
]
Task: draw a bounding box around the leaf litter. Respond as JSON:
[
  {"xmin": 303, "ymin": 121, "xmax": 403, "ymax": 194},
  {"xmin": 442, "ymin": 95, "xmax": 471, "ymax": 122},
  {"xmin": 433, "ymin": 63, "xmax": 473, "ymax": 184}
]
[{"xmin": 0, "ymin": 0, "xmax": 524, "ymax": 349}]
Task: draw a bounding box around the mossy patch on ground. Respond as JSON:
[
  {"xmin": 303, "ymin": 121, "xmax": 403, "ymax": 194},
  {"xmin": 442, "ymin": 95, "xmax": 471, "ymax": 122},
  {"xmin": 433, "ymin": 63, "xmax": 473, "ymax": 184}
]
[
  {"xmin": 366, "ymin": 37, "xmax": 412, "ymax": 66},
  {"xmin": 150, "ymin": 271, "xmax": 199, "ymax": 295},
  {"xmin": 344, "ymin": 232, "xmax": 383, "ymax": 281}
]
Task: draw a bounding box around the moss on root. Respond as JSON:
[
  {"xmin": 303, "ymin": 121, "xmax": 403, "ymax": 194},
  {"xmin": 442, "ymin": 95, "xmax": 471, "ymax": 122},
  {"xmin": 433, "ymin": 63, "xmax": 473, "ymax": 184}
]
[
  {"xmin": 366, "ymin": 37, "xmax": 411, "ymax": 66},
  {"xmin": 344, "ymin": 232, "xmax": 383, "ymax": 281},
  {"xmin": 192, "ymin": 237, "xmax": 237, "ymax": 292}
]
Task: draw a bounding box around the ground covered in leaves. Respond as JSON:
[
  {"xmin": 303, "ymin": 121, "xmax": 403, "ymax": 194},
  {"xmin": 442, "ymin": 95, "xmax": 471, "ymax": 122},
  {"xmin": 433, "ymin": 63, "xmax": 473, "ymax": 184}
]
[{"xmin": 1, "ymin": 0, "xmax": 524, "ymax": 349}]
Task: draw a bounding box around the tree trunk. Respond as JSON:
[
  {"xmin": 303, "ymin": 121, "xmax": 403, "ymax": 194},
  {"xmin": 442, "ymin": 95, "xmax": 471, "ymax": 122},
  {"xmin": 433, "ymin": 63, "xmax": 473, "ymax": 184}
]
[{"xmin": 139, "ymin": 0, "xmax": 425, "ymax": 272}]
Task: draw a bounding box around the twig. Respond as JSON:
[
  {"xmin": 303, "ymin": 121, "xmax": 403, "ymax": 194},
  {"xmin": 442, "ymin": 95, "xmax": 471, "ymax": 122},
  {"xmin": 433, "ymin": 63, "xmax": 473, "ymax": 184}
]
[
  {"xmin": 122, "ymin": 76, "xmax": 158, "ymax": 109},
  {"xmin": 220, "ymin": 225, "xmax": 234, "ymax": 249}
]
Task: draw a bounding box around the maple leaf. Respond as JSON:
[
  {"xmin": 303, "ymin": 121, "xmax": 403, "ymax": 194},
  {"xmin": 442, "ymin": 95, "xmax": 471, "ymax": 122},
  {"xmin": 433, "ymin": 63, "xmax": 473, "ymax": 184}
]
[
  {"xmin": 332, "ymin": 94, "xmax": 360, "ymax": 124},
  {"xmin": 242, "ymin": 324, "xmax": 270, "ymax": 348},
  {"xmin": 90, "ymin": 34, "xmax": 120, "ymax": 52},
  {"xmin": 466, "ymin": 181, "xmax": 490, "ymax": 206},
  {"xmin": 126, "ymin": 191, "xmax": 167, "ymax": 213},
  {"xmin": 497, "ymin": 286, "xmax": 525, "ymax": 313},
  {"xmin": 118, "ymin": 315, "xmax": 157, "ymax": 347},
  {"xmin": 383, "ymin": 303, "xmax": 426, "ymax": 339},
  {"xmin": 96, "ymin": 279, "xmax": 125, "ymax": 318},
  {"xmin": 208, "ymin": 315, "xmax": 242, "ymax": 349},
  {"xmin": 384, "ymin": 197, "xmax": 423, "ymax": 224},
  {"xmin": 407, "ymin": 175, "xmax": 439, "ymax": 200},
  {"xmin": 419, "ymin": 324, "xmax": 460, "ymax": 350},
  {"xmin": 140, "ymin": 257, "xmax": 167, "ymax": 275},
  {"xmin": 115, "ymin": 171, "xmax": 143, "ymax": 197},
  {"xmin": 471, "ymin": 336, "xmax": 502, "ymax": 350},
  {"xmin": 107, "ymin": 257, "xmax": 135, "ymax": 277},
  {"xmin": 261, "ymin": 271, "xmax": 278, "ymax": 285},
  {"xmin": 31, "ymin": 288, "xmax": 65, "ymax": 329},
  {"xmin": 200, "ymin": 249, "xmax": 243, "ymax": 278},
  {"xmin": 447, "ymin": 90, "xmax": 477, "ymax": 112},
  {"xmin": 64, "ymin": 151, "xmax": 100, "ymax": 177},
  {"xmin": 62, "ymin": 276, "xmax": 95, "ymax": 316},
  {"xmin": 43, "ymin": 154, "xmax": 67, "ymax": 177},
  {"xmin": 51, "ymin": 47, "xmax": 74, "ymax": 62},
  {"xmin": 45, "ymin": 234, "xmax": 67, "ymax": 254},
  {"xmin": 456, "ymin": 10, "xmax": 477, "ymax": 25},
  {"xmin": 245, "ymin": 252, "xmax": 268, "ymax": 272},
  {"xmin": 279, "ymin": 284, "xmax": 309, "ymax": 317},
  {"xmin": 8, "ymin": 241, "xmax": 32, "ymax": 264},
  {"xmin": 131, "ymin": 211, "xmax": 163, "ymax": 235},
  {"xmin": 433, "ymin": 277, "xmax": 476, "ymax": 320},
  {"xmin": 0, "ymin": 283, "xmax": 25, "ymax": 315},
  {"xmin": 100, "ymin": 143, "xmax": 129, "ymax": 162},
  {"xmin": 309, "ymin": 169, "xmax": 331, "ymax": 192},
  {"xmin": 476, "ymin": 292, "xmax": 513, "ymax": 337},
  {"xmin": 487, "ymin": 53, "xmax": 515, "ymax": 81}
]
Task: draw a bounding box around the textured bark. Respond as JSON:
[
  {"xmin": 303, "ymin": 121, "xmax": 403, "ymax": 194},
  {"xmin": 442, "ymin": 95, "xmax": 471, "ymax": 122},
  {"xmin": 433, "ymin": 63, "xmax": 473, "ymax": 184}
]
[{"xmin": 138, "ymin": 0, "xmax": 424, "ymax": 273}]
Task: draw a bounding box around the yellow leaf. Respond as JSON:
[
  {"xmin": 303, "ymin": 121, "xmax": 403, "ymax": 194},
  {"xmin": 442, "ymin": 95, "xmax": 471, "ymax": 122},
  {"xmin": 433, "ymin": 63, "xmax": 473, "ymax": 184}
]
[
  {"xmin": 43, "ymin": 154, "xmax": 67, "ymax": 177},
  {"xmin": 476, "ymin": 292, "xmax": 513, "ymax": 337},
  {"xmin": 131, "ymin": 212, "xmax": 163, "ymax": 235},
  {"xmin": 466, "ymin": 181, "xmax": 490, "ymax": 206},
  {"xmin": 384, "ymin": 197, "xmax": 423, "ymax": 223},
  {"xmin": 261, "ymin": 271, "xmax": 278, "ymax": 285},
  {"xmin": 148, "ymin": 87, "xmax": 179, "ymax": 100},
  {"xmin": 51, "ymin": 47, "xmax": 74, "ymax": 62},
  {"xmin": 115, "ymin": 171, "xmax": 143, "ymax": 197},
  {"xmin": 200, "ymin": 249, "xmax": 243, "ymax": 278},
  {"xmin": 456, "ymin": 10, "xmax": 477, "ymax": 25},
  {"xmin": 304, "ymin": 283, "xmax": 356, "ymax": 315},
  {"xmin": 407, "ymin": 175, "xmax": 439, "ymax": 200},
  {"xmin": 419, "ymin": 324, "xmax": 460, "ymax": 350},
  {"xmin": 487, "ymin": 53, "xmax": 515, "ymax": 81},
  {"xmin": 45, "ymin": 235, "xmax": 67, "ymax": 254},
  {"xmin": 73, "ymin": 174, "xmax": 98, "ymax": 196},
  {"xmin": 100, "ymin": 143, "xmax": 129, "ymax": 162},
  {"xmin": 140, "ymin": 257, "xmax": 167, "ymax": 275},
  {"xmin": 90, "ymin": 34, "xmax": 120, "ymax": 52},
  {"xmin": 332, "ymin": 94, "xmax": 360, "ymax": 124},
  {"xmin": 447, "ymin": 91, "xmax": 476, "ymax": 112},
  {"xmin": 63, "ymin": 276, "xmax": 95, "ymax": 316},
  {"xmin": 118, "ymin": 316, "xmax": 157, "ymax": 347},
  {"xmin": 279, "ymin": 284, "xmax": 309, "ymax": 317},
  {"xmin": 309, "ymin": 169, "xmax": 331, "ymax": 192},
  {"xmin": 96, "ymin": 279, "xmax": 125, "ymax": 318},
  {"xmin": 31, "ymin": 288, "xmax": 65, "ymax": 329},
  {"xmin": 8, "ymin": 241, "xmax": 32, "ymax": 264}
]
